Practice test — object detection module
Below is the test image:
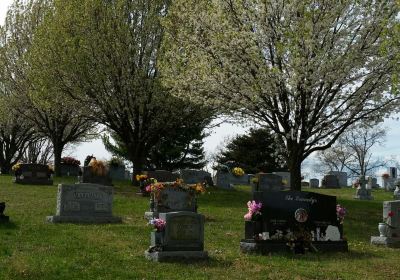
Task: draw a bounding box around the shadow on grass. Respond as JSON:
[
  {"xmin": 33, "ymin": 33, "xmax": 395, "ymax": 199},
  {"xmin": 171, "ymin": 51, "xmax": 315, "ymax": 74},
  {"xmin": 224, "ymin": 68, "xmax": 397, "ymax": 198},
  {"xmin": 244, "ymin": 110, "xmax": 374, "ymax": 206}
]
[
  {"xmin": 152, "ymin": 256, "xmax": 233, "ymax": 268},
  {"xmin": 0, "ymin": 220, "xmax": 18, "ymax": 230}
]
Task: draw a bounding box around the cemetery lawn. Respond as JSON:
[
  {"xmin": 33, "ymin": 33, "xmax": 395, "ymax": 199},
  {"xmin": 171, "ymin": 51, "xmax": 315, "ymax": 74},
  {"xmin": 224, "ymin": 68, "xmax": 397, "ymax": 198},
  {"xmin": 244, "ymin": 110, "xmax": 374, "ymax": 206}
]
[{"xmin": 0, "ymin": 176, "xmax": 398, "ymax": 280}]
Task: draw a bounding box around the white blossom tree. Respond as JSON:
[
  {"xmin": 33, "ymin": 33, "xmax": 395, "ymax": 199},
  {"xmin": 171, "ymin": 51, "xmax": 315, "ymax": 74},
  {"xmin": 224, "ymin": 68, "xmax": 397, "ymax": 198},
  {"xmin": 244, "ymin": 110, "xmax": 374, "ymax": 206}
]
[{"xmin": 162, "ymin": 0, "xmax": 400, "ymax": 190}]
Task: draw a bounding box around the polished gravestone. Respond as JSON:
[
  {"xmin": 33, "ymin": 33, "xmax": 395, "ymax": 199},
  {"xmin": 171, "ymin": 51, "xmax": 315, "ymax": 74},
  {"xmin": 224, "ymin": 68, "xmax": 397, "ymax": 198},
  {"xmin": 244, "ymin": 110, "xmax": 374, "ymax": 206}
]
[
  {"xmin": 240, "ymin": 191, "xmax": 348, "ymax": 254},
  {"xmin": 145, "ymin": 187, "xmax": 197, "ymax": 220},
  {"xmin": 179, "ymin": 169, "xmax": 211, "ymax": 185},
  {"xmin": 310, "ymin": 178, "xmax": 319, "ymax": 188},
  {"xmin": 254, "ymin": 173, "xmax": 283, "ymax": 192},
  {"xmin": 214, "ymin": 171, "xmax": 249, "ymax": 189},
  {"xmin": 321, "ymin": 174, "xmax": 339, "ymax": 188},
  {"xmin": 13, "ymin": 164, "xmax": 53, "ymax": 185},
  {"xmin": 47, "ymin": 183, "xmax": 122, "ymax": 223},
  {"xmin": 145, "ymin": 211, "xmax": 208, "ymax": 262}
]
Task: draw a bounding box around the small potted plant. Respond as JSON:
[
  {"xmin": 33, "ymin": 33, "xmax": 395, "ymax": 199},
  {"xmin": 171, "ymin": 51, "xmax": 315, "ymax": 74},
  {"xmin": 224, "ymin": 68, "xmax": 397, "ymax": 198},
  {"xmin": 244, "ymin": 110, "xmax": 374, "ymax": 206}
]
[
  {"xmin": 149, "ymin": 218, "xmax": 166, "ymax": 246},
  {"xmin": 244, "ymin": 200, "xmax": 263, "ymax": 239},
  {"xmin": 379, "ymin": 211, "xmax": 395, "ymax": 237}
]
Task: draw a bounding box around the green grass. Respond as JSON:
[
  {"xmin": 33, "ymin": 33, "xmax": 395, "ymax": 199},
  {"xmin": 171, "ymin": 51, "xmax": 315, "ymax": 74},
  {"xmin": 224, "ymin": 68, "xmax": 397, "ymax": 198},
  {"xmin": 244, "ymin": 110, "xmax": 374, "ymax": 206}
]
[{"xmin": 0, "ymin": 176, "xmax": 398, "ymax": 280}]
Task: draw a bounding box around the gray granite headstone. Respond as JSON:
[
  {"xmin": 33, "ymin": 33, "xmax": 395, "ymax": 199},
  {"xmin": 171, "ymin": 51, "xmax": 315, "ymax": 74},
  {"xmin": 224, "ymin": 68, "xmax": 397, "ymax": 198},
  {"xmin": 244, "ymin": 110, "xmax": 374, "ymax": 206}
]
[
  {"xmin": 367, "ymin": 177, "xmax": 378, "ymax": 189},
  {"xmin": 81, "ymin": 166, "xmax": 112, "ymax": 186},
  {"xmin": 321, "ymin": 174, "xmax": 339, "ymax": 188},
  {"xmin": 179, "ymin": 169, "xmax": 211, "ymax": 184},
  {"xmin": 145, "ymin": 187, "xmax": 197, "ymax": 220},
  {"xmin": 256, "ymin": 173, "xmax": 283, "ymax": 192},
  {"xmin": 47, "ymin": 183, "xmax": 122, "ymax": 223},
  {"xmin": 310, "ymin": 178, "xmax": 319, "ymax": 188},
  {"xmin": 214, "ymin": 171, "xmax": 232, "ymax": 189},
  {"xmin": 273, "ymin": 172, "xmax": 291, "ymax": 189},
  {"xmin": 371, "ymin": 200, "xmax": 400, "ymax": 247},
  {"xmin": 108, "ymin": 166, "xmax": 125, "ymax": 180},
  {"xmin": 145, "ymin": 211, "xmax": 208, "ymax": 261},
  {"xmin": 354, "ymin": 176, "xmax": 373, "ymax": 200}
]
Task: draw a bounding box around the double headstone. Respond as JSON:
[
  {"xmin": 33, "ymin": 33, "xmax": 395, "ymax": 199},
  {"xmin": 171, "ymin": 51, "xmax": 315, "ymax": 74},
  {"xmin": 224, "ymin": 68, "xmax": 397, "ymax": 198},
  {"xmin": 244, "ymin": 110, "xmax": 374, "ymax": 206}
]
[
  {"xmin": 327, "ymin": 171, "xmax": 348, "ymax": 187},
  {"xmin": 321, "ymin": 174, "xmax": 339, "ymax": 188},
  {"xmin": 13, "ymin": 164, "xmax": 53, "ymax": 185},
  {"xmin": 240, "ymin": 190, "xmax": 348, "ymax": 254},
  {"xmin": 47, "ymin": 183, "xmax": 122, "ymax": 223},
  {"xmin": 371, "ymin": 200, "xmax": 400, "ymax": 247},
  {"xmin": 145, "ymin": 211, "xmax": 208, "ymax": 261},
  {"xmin": 144, "ymin": 187, "xmax": 197, "ymax": 220}
]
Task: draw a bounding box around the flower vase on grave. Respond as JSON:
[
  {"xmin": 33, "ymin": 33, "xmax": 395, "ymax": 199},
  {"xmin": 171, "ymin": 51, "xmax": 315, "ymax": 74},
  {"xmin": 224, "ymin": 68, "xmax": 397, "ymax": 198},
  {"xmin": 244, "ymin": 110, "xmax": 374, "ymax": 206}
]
[
  {"xmin": 378, "ymin": 223, "xmax": 389, "ymax": 237},
  {"xmin": 244, "ymin": 220, "xmax": 263, "ymax": 240},
  {"xmin": 338, "ymin": 224, "xmax": 344, "ymax": 240},
  {"xmin": 149, "ymin": 194, "xmax": 155, "ymax": 213}
]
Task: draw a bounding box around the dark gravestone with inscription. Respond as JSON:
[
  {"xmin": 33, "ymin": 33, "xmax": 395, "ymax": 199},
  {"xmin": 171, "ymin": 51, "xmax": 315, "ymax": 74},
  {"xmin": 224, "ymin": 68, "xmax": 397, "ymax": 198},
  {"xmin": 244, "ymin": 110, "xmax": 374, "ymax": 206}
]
[
  {"xmin": 13, "ymin": 164, "xmax": 53, "ymax": 185},
  {"xmin": 145, "ymin": 188, "xmax": 197, "ymax": 220},
  {"xmin": 47, "ymin": 183, "xmax": 122, "ymax": 223},
  {"xmin": 145, "ymin": 211, "xmax": 208, "ymax": 262},
  {"xmin": 81, "ymin": 166, "xmax": 112, "ymax": 186},
  {"xmin": 255, "ymin": 173, "xmax": 283, "ymax": 192},
  {"xmin": 179, "ymin": 169, "xmax": 211, "ymax": 185},
  {"xmin": 144, "ymin": 170, "xmax": 178, "ymax": 183},
  {"xmin": 240, "ymin": 191, "xmax": 348, "ymax": 254}
]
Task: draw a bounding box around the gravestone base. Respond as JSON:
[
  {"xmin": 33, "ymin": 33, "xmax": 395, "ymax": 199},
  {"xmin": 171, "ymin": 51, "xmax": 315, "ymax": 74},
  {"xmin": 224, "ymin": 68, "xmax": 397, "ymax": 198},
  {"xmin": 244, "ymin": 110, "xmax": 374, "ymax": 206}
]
[
  {"xmin": 0, "ymin": 215, "xmax": 10, "ymax": 223},
  {"xmin": 47, "ymin": 215, "xmax": 122, "ymax": 224},
  {"xmin": 145, "ymin": 250, "xmax": 208, "ymax": 262},
  {"xmin": 13, "ymin": 177, "xmax": 53, "ymax": 185},
  {"xmin": 240, "ymin": 239, "xmax": 348, "ymax": 254},
  {"xmin": 370, "ymin": 236, "xmax": 400, "ymax": 248},
  {"xmin": 136, "ymin": 192, "xmax": 150, "ymax": 197}
]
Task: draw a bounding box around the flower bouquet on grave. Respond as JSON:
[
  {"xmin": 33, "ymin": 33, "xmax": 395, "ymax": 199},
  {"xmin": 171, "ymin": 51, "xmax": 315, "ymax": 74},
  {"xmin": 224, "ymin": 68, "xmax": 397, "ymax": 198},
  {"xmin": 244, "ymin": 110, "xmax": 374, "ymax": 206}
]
[
  {"xmin": 244, "ymin": 201, "xmax": 263, "ymax": 239},
  {"xmin": 381, "ymin": 173, "xmax": 390, "ymax": 179},
  {"xmin": 12, "ymin": 163, "xmax": 22, "ymax": 176},
  {"xmin": 88, "ymin": 158, "xmax": 108, "ymax": 176},
  {"xmin": 232, "ymin": 167, "xmax": 245, "ymax": 177},
  {"xmin": 148, "ymin": 218, "xmax": 167, "ymax": 251},
  {"xmin": 336, "ymin": 204, "xmax": 347, "ymax": 239},
  {"xmin": 286, "ymin": 226, "xmax": 315, "ymax": 254},
  {"xmin": 136, "ymin": 174, "xmax": 155, "ymax": 195}
]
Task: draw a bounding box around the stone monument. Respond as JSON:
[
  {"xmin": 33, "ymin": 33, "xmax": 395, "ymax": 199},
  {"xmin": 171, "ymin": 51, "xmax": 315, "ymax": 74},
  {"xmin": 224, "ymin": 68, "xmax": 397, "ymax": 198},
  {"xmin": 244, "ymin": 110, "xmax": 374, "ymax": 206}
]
[
  {"xmin": 47, "ymin": 183, "xmax": 122, "ymax": 223},
  {"xmin": 371, "ymin": 200, "xmax": 400, "ymax": 248},
  {"xmin": 354, "ymin": 175, "xmax": 373, "ymax": 200},
  {"xmin": 321, "ymin": 174, "xmax": 339, "ymax": 188},
  {"xmin": 145, "ymin": 211, "xmax": 208, "ymax": 262},
  {"xmin": 309, "ymin": 178, "xmax": 319, "ymax": 188}
]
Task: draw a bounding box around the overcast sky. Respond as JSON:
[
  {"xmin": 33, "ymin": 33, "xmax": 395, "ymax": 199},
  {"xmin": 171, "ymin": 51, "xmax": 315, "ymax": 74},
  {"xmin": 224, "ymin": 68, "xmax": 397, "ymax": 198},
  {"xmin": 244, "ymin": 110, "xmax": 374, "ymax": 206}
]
[{"xmin": 1, "ymin": 1, "xmax": 399, "ymax": 179}]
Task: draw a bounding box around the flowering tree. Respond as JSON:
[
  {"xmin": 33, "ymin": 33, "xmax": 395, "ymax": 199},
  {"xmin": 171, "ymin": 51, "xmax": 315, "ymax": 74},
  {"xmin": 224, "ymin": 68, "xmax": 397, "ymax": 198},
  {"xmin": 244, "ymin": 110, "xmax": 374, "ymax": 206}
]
[{"xmin": 162, "ymin": 0, "xmax": 400, "ymax": 190}]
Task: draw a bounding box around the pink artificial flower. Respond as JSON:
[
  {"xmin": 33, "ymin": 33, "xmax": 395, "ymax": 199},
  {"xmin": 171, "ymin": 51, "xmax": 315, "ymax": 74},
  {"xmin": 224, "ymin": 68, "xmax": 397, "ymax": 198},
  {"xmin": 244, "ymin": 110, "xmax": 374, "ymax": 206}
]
[
  {"xmin": 244, "ymin": 212, "xmax": 252, "ymax": 221},
  {"xmin": 336, "ymin": 204, "xmax": 347, "ymax": 219},
  {"xmin": 247, "ymin": 200, "xmax": 262, "ymax": 214},
  {"xmin": 145, "ymin": 185, "xmax": 152, "ymax": 193}
]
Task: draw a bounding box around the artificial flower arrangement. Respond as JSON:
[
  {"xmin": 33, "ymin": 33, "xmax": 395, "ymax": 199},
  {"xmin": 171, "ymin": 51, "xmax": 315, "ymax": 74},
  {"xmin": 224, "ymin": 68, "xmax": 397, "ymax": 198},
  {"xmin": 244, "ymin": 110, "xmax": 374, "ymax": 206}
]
[
  {"xmin": 147, "ymin": 179, "xmax": 207, "ymax": 200},
  {"xmin": 244, "ymin": 200, "xmax": 263, "ymax": 221},
  {"xmin": 88, "ymin": 158, "xmax": 108, "ymax": 176},
  {"xmin": 61, "ymin": 157, "xmax": 81, "ymax": 166},
  {"xmin": 232, "ymin": 167, "xmax": 245, "ymax": 177},
  {"xmin": 12, "ymin": 163, "xmax": 21, "ymax": 173},
  {"xmin": 136, "ymin": 174, "xmax": 157, "ymax": 194},
  {"xmin": 383, "ymin": 211, "xmax": 395, "ymax": 228},
  {"xmin": 149, "ymin": 218, "xmax": 166, "ymax": 232},
  {"xmin": 381, "ymin": 173, "xmax": 390, "ymax": 179},
  {"xmin": 336, "ymin": 204, "xmax": 347, "ymax": 224}
]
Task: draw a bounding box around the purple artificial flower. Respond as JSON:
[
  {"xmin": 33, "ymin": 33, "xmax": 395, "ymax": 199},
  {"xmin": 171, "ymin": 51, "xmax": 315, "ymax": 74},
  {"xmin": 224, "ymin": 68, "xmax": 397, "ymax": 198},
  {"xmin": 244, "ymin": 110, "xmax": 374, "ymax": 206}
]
[
  {"xmin": 247, "ymin": 200, "xmax": 262, "ymax": 215},
  {"xmin": 336, "ymin": 204, "xmax": 347, "ymax": 219},
  {"xmin": 150, "ymin": 218, "xmax": 166, "ymax": 232}
]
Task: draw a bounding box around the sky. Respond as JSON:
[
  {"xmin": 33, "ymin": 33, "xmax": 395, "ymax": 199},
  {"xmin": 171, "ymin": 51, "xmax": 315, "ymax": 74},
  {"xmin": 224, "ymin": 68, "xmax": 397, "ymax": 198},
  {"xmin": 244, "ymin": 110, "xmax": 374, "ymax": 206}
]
[{"xmin": 1, "ymin": 1, "xmax": 399, "ymax": 180}]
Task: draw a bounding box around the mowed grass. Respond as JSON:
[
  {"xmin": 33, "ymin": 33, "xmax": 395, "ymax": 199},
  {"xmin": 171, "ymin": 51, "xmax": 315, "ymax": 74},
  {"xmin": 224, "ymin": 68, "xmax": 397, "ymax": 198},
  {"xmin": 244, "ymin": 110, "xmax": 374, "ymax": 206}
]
[{"xmin": 0, "ymin": 176, "xmax": 399, "ymax": 280}]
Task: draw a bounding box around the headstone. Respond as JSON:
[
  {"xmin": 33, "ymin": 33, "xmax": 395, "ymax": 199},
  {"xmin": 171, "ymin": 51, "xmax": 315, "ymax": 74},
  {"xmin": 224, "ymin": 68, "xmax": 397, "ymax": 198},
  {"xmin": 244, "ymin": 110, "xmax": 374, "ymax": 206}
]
[
  {"xmin": 394, "ymin": 180, "xmax": 400, "ymax": 199},
  {"xmin": 354, "ymin": 175, "xmax": 373, "ymax": 200},
  {"xmin": 321, "ymin": 174, "xmax": 339, "ymax": 188},
  {"xmin": 108, "ymin": 166, "xmax": 125, "ymax": 180},
  {"xmin": 145, "ymin": 187, "xmax": 197, "ymax": 220},
  {"xmin": 214, "ymin": 171, "xmax": 232, "ymax": 189},
  {"xmin": 240, "ymin": 191, "xmax": 348, "ymax": 254},
  {"xmin": 0, "ymin": 202, "xmax": 9, "ymax": 223},
  {"xmin": 273, "ymin": 172, "xmax": 291, "ymax": 189},
  {"xmin": 81, "ymin": 166, "xmax": 112, "ymax": 186},
  {"xmin": 367, "ymin": 177, "xmax": 378, "ymax": 189},
  {"xmin": 389, "ymin": 167, "xmax": 398, "ymax": 179},
  {"xmin": 371, "ymin": 200, "xmax": 400, "ymax": 247},
  {"xmin": 310, "ymin": 179, "xmax": 319, "ymax": 188},
  {"xmin": 13, "ymin": 164, "xmax": 53, "ymax": 185},
  {"xmin": 256, "ymin": 173, "xmax": 283, "ymax": 192},
  {"xmin": 60, "ymin": 164, "xmax": 81, "ymax": 176},
  {"xmin": 327, "ymin": 171, "xmax": 348, "ymax": 187},
  {"xmin": 47, "ymin": 183, "xmax": 122, "ymax": 223},
  {"xmin": 145, "ymin": 211, "xmax": 208, "ymax": 261},
  {"xmin": 179, "ymin": 169, "xmax": 211, "ymax": 184},
  {"xmin": 144, "ymin": 170, "xmax": 178, "ymax": 182},
  {"xmin": 383, "ymin": 177, "xmax": 396, "ymax": 191}
]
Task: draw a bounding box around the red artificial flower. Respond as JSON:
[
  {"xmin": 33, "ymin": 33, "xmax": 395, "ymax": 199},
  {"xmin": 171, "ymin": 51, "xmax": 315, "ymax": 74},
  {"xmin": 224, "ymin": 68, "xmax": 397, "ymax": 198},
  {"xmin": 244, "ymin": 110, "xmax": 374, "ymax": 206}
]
[{"xmin": 388, "ymin": 211, "xmax": 395, "ymax": 217}]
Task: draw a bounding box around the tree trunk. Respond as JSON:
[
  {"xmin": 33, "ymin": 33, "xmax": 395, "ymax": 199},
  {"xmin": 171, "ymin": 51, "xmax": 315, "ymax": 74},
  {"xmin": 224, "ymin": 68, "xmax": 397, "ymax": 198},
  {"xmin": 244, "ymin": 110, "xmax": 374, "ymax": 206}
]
[
  {"xmin": 131, "ymin": 154, "xmax": 145, "ymax": 186},
  {"xmin": 53, "ymin": 144, "xmax": 64, "ymax": 177},
  {"xmin": 287, "ymin": 142, "xmax": 304, "ymax": 191}
]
